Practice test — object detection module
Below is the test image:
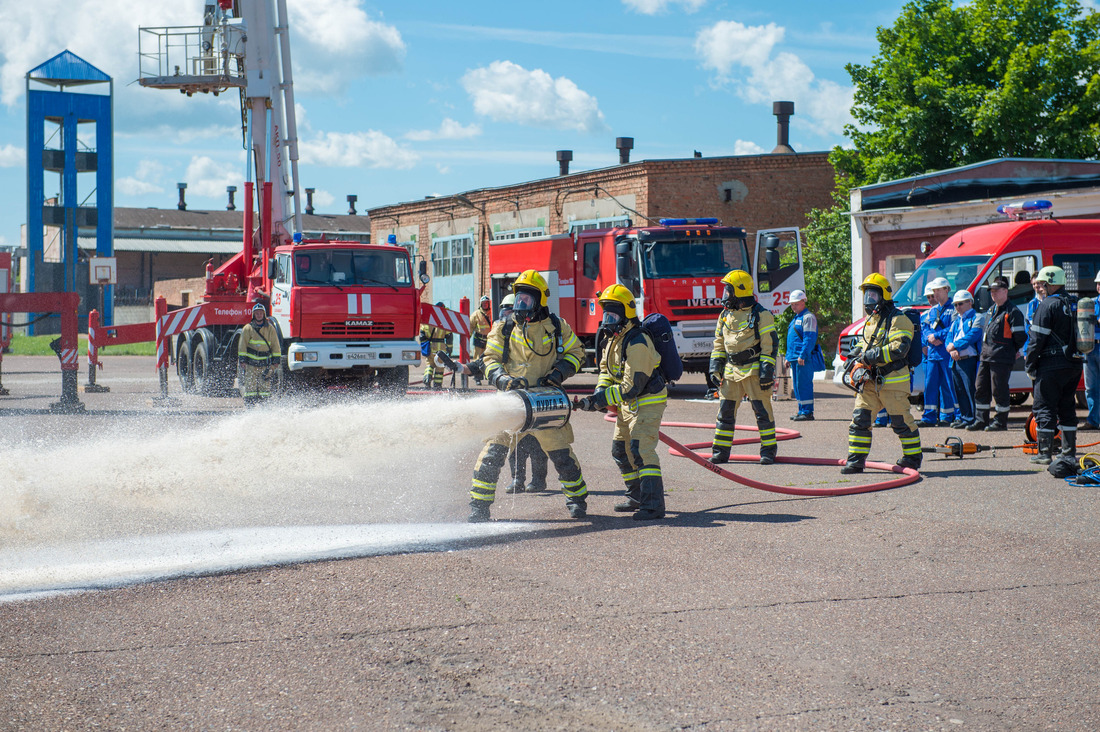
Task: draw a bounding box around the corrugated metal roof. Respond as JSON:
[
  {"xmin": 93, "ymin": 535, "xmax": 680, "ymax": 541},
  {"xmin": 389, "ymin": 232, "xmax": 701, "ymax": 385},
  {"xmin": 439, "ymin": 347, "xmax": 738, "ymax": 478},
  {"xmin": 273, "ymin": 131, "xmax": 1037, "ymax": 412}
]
[
  {"xmin": 106, "ymin": 207, "xmax": 371, "ymax": 234},
  {"xmin": 78, "ymin": 237, "xmax": 241, "ymax": 254},
  {"xmin": 27, "ymin": 50, "xmax": 110, "ymax": 86}
]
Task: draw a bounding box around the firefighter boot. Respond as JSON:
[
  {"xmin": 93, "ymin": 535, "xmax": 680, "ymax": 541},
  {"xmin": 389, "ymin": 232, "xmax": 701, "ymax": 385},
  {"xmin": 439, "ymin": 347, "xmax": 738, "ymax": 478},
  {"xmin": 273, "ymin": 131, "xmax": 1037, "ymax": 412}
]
[
  {"xmin": 984, "ymin": 411, "xmax": 1009, "ymax": 431},
  {"xmin": 504, "ymin": 446, "xmax": 527, "ymax": 494},
  {"xmin": 967, "ymin": 411, "xmax": 989, "ymax": 432},
  {"xmin": 568, "ymin": 500, "xmax": 588, "ymax": 519},
  {"xmin": 710, "ymin": 445, "xmax": 731, "ymax": 464},
  {"xmin": 1030, "ymin": 430, "xmax": 1055, "ymax": 465},
  {"xmin": 614, "ymin": 480, "xmax": 641, "ymax": 512},
  {"xmin": 1048, "ymin": 427, "xmax": 1078, "ymax": 478},
  {"xmin": 468, "ymin": 499, "xmax": 492, "ymax": 523},
  {"xmin": 759, "ymin": 444, "xmax": 777, "ymax": 466},
  {"xmin": 840, "ymin": 458, "xmax": 865, "ymax": 475},
  {"xmin": 896, "ymin": 454, "xmax": 923, "ymax": 471},
  {"xmin": 633, "ymin": 474, "xmax": 666, "ymax": 521}
]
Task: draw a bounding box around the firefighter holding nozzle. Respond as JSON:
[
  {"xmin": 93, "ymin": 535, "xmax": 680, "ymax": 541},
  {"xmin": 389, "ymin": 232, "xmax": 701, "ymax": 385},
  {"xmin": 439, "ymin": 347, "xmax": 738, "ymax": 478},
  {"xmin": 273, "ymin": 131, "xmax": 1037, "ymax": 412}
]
[
  {"xmin": 467, "ymin": 270, "xmax": 589, "ymax": 523},
  {"xmin": 238, "ymin": 300, "xmax": 281, "ymax": 407},
  {"xmin": 840, "ymin": 274, "xmax": 922, "ymax": 474},
  {"xmin": 708, "ymin": 269, "xmax": 779, "ymax": 465},
  {"xmin": 574, "ymin": 285, "xmax": 668, "ymax": 520}
]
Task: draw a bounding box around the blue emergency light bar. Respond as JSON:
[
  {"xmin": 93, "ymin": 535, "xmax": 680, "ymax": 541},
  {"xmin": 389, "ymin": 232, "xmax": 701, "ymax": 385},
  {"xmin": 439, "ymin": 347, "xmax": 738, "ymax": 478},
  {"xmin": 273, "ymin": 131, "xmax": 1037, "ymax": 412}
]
[
  {"xmin": 659, "ymin": 217, "xmax": 719, "ymax": 226},
  {"xmin": 996, "ymin": 199, "xmax": 1053, "ymax": 216}
]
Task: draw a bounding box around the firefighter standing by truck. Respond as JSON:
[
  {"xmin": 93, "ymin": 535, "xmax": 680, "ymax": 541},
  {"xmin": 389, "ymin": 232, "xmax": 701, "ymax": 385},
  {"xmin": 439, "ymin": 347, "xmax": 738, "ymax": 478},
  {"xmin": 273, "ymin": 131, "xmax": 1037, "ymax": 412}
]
[
  {"xmin": 708, "ymin": 269, "xmax": 779, "ymax": 465},
  {"xmin": 575, "ymin": 284, "xmax": 668, "ymax": 521},
  {"xmin": 469, "ymin": 270, "xmax": 588, "ymax": 522},
  {"xmin": 419, "ymin": 302, "xmax": 452, "ymax": 390},
  {"xmin": 968, "ymin": 276, "xmax": 1026, "ymax": 432},
  {"xmin": 841, "ymin": 274, "xmax": 922, "ymax": 474},
  {"xmin": 470, "ymin": 295, "xmax": 492, "ymax": 362},
  {"xmin": 238, "ymin": 301, "xmax": 281, "ymax": 407},
  {"xmin": 1025, "ymin": 265, "xmax": 1082, "ymax": 473}
]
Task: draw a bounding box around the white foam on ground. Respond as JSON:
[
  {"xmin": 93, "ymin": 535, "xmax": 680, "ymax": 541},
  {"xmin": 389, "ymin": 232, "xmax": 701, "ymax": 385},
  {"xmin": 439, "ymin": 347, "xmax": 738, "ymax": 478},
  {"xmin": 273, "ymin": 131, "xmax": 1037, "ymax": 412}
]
[
  {"xmin": 0, "ymin": 392, "xmax": 531, "ymax": 597},
  {"xmin": 0, "ymin": 522, "xmax": 536, "ymax": 602}
]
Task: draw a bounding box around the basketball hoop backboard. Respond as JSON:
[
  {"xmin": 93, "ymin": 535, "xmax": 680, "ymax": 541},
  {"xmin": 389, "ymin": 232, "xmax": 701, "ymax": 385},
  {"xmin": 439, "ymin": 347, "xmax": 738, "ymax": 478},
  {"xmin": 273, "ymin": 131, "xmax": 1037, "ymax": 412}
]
[{"xmin": 89, "ymin": 257, "xmax": 117, "ymax": 285}]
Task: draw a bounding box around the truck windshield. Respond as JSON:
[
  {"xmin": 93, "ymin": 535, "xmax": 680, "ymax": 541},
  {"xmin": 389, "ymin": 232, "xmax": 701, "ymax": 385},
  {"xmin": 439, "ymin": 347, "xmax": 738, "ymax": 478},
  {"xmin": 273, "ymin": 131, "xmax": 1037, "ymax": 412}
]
[
  {"xmin": 641, "ymin": 238, "xmax": 748, "ymax": 278},
  {"xmin": 294, "ymin": 249, "xmax": 411, "ymax": 287},
  {"xmin": 893, "ymin": 255, "xmax": 991, "ymax": 307}
]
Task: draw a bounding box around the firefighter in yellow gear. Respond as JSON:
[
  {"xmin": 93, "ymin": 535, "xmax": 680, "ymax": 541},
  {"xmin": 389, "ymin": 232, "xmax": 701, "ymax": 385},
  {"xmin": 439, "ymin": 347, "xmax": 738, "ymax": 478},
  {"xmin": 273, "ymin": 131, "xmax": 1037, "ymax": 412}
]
[
  {"xmin": 575, "ymin": 284, "xmax": 668, "ymax": 520},
  {"xmin": 419, "ymin": 301, "xmax": 452, "ymax": 390},
  {"xmin": 842, "ymin": 273, "xmax": 922, "ymax": 474},
  {"xmin": 238, "ymin": 301, "xmax": 281, "ymax": 407},
  {"xmin": 709, "ymin": 270, "xmax": 779, "ymax": 464},
  {"xmin": 470, "ymin": 295, "xmax": 492, "ymax": 360},
  {"xmin": 470, "ymin": 270, "xmax": 588, "ymax": 522}
]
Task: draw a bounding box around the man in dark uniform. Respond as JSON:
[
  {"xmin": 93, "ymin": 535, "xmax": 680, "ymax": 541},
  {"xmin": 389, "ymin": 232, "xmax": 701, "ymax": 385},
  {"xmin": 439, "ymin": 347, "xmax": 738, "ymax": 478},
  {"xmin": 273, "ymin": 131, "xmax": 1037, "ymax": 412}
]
[
  {"xmin": 1025, "ymin": 265, "xmax": 1083, "ymax": 471},
  {"xmin": 968, "ymin": 276, "xmax": 1026, "ymax": 432}
]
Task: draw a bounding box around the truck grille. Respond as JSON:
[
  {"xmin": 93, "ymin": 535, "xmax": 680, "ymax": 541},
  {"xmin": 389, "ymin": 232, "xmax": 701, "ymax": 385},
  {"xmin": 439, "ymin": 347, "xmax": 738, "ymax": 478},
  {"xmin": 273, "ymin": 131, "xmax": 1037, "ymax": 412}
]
[
  {"xmin": 321, "ymin": 322, "xmax": 396, "ymax": 338},
  {"xmin": 839, "ymin": 335, "xmax": 856, "ymax": 358}
]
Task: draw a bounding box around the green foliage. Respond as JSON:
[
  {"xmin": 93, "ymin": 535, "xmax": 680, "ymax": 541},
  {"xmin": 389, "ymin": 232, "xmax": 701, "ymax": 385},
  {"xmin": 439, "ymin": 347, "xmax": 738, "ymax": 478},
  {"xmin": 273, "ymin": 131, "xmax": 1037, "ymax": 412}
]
[
  {"xmin": 6, "ymin": 334, "xmax": 155, "ymax": 357},
  {"xmin": 836, "ymin": 0, "xmax": 1100, "ymax": 186}
]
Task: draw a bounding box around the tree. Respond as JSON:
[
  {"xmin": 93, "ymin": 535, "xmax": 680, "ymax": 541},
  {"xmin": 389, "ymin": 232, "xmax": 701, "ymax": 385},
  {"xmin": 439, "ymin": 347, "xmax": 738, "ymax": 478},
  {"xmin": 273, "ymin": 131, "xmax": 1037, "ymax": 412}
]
[{"xmin": 833, "ymin": 0, "xmax": 1100, "ymax": 186}]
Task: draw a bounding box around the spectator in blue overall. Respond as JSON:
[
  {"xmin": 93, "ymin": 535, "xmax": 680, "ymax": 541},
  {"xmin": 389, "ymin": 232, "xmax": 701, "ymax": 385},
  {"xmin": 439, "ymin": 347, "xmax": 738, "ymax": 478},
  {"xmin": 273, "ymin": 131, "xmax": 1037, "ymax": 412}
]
[
  {"xmin": 946, "ymin": 290, "xmax": 982, "ymax": 428},
  {"xmin": 1023, "ymin": 274, "xmax": 1045, "ymax": 358},
  {"xmin": 785, "ymin": 289, "xmax": 825, "ymax": 421},
  {"xmin": 917, "ymin": 277, "xmax": 958, "ymax": 427},
  {"xmin": 1083, "ymin": 272, "xmax": 1100, "ymax": 430}
]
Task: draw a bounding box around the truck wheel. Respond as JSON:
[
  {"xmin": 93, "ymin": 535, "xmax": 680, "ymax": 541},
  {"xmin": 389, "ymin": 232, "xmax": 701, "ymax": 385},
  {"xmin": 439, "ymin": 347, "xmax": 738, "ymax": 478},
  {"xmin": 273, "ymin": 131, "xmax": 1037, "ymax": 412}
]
[
  {"xmin": 192, "ymin": 340, "xmax": 214, "ymax": 396},
  {"xmin": 177, "ymin": 339, "xmax": 194, "ymax": 393},
  {"xmin": 378, "ymin": 366, "xmax": 409, "ymax": 397}
]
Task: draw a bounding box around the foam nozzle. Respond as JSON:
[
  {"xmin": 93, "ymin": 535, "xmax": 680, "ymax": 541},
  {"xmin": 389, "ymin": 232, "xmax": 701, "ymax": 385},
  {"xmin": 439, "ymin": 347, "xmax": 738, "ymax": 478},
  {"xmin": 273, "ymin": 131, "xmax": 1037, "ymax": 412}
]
[{"xmin": 507, "ymin": 386, "xmax": 572, "ymax": 432}]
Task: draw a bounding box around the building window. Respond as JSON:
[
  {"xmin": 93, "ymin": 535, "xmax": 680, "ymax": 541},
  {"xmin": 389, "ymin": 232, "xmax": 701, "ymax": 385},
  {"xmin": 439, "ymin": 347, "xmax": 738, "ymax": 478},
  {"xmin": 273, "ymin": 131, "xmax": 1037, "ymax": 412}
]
[
  {"xmin": 432, "ymin": 235, "xmax": 474, "ymax": 278},
  {"xmin": 887, "ymin": 255, "xmax": 917, "ymax": 285},
  {"xmin": 492, "ymin": 227, "xmax": 545, "ymax": 241},
  {"xmin": 568, "ymin": 216, "xmax": 631, "ymax": 233}
]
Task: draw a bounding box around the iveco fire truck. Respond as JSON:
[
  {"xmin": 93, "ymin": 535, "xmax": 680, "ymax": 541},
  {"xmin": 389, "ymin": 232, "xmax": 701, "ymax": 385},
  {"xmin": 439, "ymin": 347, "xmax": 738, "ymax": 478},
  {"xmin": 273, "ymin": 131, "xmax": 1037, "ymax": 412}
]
[
  {"xmin": 137, "ymin": 0, "xmax": 428, "ymax": 395},
  {"xmin": 486, "ymin": 218, "xmax": 803, "ymax": 371}
]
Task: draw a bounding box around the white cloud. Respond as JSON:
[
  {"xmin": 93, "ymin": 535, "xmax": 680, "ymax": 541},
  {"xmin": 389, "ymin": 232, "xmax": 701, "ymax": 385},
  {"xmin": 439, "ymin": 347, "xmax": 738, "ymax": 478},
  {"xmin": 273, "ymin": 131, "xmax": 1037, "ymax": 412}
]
[
  {"xmin": 733, "ymin": 140, "xmax": 766, "ymax": 155},
  {"xmin": 299, "ymin": 130, "xmax": 418, "ymax": 169},
  {"xmin": 116, "ymin": 158, "xmax": 167, "ymax": 196},
  {"xmin": 310, "ymin": 189, "xmax": 335, "ymax": 209},
  {"xmin": 622, "ymin": 0, "xmax": 706, "ymax": 14},
  {"xmin": 436, "ymin": 164, "xmax": 451, "ymax": 175},
  {"xmin": 405, "ymin": 118, "xmax": 482, "ymax": 141},
  {"xmin": 695, "ymin": 20, "xmax": 854, "ymax": 137},
  {"xmin": 0, "ymin": 144, "xmax": 23, "ymax": 167},
  {"xmin": 184, "ymin": 155, "xmax": 241, "ymax": 198},
  {"xmin": 288, "ymin": 0, "xmax": 405, "ymax": 94},
  {"xmin": 462, "ymin": 60, "xmax": 607, "ymax": 134}
]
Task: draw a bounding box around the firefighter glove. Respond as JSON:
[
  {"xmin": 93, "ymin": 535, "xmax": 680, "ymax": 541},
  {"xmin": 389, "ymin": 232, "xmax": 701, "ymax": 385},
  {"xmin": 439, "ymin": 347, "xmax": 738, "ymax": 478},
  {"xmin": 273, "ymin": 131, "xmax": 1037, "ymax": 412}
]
[
  {"xmin": 758, "ymin": 361, "xmax": 775, "ymax": 390},
  {"xmin": 860, "ymin": 346, "xmax": 881, "ymax": 365},
  {"xmin": 574, "ymin": 395, "xmax": 598, "ymax": 412},
  {"xmin": 709, "ymin": 357, "xmax": 726, "ymax": 384},
  {"xmin": 538, "ymin": 368, "xmax": 565, "ymax": 388},
  {"xmin": 496, "ymin": 374, "xmax": 528, "ymax": 392}
]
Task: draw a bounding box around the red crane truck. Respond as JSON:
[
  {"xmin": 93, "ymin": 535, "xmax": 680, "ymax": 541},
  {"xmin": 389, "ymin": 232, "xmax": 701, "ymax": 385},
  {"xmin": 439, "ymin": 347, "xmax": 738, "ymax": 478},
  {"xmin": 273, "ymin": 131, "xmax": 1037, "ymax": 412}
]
[
  {"xmin": 486, "ymin": 218, "xmax": 804, "ymax": 371},
  {"xmin": 122, "ymin": 0, "xmax": 447, "ymax": 397}
]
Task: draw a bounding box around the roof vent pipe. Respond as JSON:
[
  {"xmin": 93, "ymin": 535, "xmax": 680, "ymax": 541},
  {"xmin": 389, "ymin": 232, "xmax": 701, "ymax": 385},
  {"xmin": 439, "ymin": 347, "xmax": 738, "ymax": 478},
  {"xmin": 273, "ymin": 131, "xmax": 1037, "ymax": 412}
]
[
  {"xmin": 616, "ymin": 137, "xmax": 634, "ymax": 164},
  {"xmin": 226, "ymin": 185, "xmax": 237, "ymax": 211},
  {"xmin": 556, "ymin": 150, "xmax": 573, "ymax": 176},
  {"xmin": 305, "ymin": 188, "xmax": 315, "ymax": 216},
  {"xmin": 177, "ymin": 182, "xmax": 187, "ymax": 211},
  {"xmin": 347, "ymin": 194, "xmax": 357, "ymax": 215},
  {"xmin": 772, "ymin": 101, "xmax": 796, "ymax": 154}
]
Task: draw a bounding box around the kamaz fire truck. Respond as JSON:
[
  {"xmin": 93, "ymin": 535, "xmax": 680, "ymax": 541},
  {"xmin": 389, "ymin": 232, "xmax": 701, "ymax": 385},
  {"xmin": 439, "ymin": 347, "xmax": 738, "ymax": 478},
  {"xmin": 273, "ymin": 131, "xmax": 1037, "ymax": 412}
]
[
  {"xmin": 132, "ymin": 0, "xmax": 437, "ymax": 396},
  {"xmin": 486, "ymin": 219, "xmax": 804, "ymax": 371}
]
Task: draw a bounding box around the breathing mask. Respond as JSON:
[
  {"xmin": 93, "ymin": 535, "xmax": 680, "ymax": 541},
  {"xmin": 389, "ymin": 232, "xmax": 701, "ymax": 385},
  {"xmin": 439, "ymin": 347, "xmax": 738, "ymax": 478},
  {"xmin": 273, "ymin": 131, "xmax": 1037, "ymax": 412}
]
[
  {"xmin": 863, "ymin": 287, "xmax": 883, "ymax": 316},
  {"xmin": 601, "ymin": 302, "xmax": 628, "ymax": 334},
  {"xmin": 512, "ymin": 289, "xmax": 540, "ymax": 323}
]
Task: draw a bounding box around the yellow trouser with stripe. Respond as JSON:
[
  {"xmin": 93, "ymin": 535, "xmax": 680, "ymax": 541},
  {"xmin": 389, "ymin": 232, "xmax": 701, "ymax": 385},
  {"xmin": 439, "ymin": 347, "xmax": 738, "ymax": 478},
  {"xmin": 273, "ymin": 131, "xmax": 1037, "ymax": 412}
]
[
  {"xmin": 847, "ymin": 373, "xmax": 920, "ymax": 465},
  {"xmin": 713, "ymin": 375, "xmax": 776, "ymax": 457},
  {"xmin": 471, "ymin": 423, "xmax": 587, "ymax": 506}
]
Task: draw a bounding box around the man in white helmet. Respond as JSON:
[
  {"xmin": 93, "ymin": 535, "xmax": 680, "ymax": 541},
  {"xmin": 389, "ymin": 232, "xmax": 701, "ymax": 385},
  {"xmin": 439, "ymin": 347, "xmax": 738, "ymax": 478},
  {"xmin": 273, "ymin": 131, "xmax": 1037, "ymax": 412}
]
[
  {"xmin": 1026, "ymin": 265, "xmax": 1082, "ymax": 473},
  {"xmin": 917, "ymin": 277, "xmax": 959, "ymax": 426},
  {"xmin": 945, "ymin": 289, "xmax": 982, "ymax": 427},
  {"xmin": 784, "ymin": 289, "xmax": 825, "ymax": 421}
]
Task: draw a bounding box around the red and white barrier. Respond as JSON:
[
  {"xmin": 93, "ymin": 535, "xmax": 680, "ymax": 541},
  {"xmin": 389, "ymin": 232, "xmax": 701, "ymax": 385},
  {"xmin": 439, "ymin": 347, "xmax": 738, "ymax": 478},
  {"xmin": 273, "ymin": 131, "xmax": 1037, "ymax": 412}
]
[{"xmin": 422, "ymin": 302, "xmax": 471, "ymax": 337}]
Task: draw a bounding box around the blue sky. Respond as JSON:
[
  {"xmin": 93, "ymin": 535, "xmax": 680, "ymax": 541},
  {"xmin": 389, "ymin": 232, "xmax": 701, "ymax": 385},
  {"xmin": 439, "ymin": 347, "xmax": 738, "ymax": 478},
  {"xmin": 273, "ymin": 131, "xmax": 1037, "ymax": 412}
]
[{"xmin": 0, "ymin": 0, "xmax": 915, "ymax": 252}]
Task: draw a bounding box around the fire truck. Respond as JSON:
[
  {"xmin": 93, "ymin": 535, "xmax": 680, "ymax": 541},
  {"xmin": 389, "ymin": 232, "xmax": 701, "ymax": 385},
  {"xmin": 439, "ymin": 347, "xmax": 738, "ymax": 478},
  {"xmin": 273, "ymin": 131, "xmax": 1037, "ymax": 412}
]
[
  {"xmin": 131, "ymin": 0, "xmax": 436, "ymax": 396},
  {"xmin": 486, "ymin": 219, "xmax": 803, "ymax": 371}
]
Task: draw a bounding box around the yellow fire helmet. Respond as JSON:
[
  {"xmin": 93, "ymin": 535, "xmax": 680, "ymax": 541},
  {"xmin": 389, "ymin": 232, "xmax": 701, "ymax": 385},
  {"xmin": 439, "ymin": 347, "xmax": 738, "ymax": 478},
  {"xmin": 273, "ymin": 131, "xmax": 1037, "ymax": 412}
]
[
  {"xmin": 859, "ymin": 272, "xmax": 894, "ymax": 301},
  {"xmin": 512, "ymin": 269, "xmax": 550, "ymax": 306},
  {"xmin": 597, "ymin": 283, "xmax": 638, "ymax": 319},
  {"xmin": 720, "ymin": 269, "xmax": 754, "ymax": 297},
  {"xmin": 1036, "ymin": 265, "xmax": 1066, "ymax": 287}
]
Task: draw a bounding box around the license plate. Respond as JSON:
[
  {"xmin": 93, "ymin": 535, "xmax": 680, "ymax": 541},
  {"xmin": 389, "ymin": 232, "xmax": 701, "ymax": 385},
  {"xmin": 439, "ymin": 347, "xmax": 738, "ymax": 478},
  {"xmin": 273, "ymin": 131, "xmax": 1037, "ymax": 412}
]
[
  {"xmin": 346, "ymin": 352, "xmax": 376, "ymax": 361},
  {"xmin": 692, "ymin": 339, "xmax": 711, "ymax": 350}
]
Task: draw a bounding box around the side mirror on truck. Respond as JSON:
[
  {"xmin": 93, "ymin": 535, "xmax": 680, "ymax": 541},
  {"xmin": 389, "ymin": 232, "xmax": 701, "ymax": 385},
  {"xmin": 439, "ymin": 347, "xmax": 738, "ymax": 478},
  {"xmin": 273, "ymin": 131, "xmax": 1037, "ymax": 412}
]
[
  {"xmin": 763, "ymin": 234, "xmax": 781, "ymax": 272},
  {"xmin": 615, "ymin": 239, "xmax": 640, "ymax": 294},
  {"xmin": 268, "ymin": 258, "xmax": 278, "ymax": 280},
  {"xmin": 418, "ymin": 259, "xmax": 430, "ymax": 285}
]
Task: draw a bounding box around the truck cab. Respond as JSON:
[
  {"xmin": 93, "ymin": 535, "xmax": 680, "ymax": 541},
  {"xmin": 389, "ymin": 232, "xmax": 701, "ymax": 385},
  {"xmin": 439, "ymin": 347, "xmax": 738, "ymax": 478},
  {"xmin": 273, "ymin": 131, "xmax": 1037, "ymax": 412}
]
[{"xmin": 269, "ymin": 240, "xmax": 422, "ymax": 389}]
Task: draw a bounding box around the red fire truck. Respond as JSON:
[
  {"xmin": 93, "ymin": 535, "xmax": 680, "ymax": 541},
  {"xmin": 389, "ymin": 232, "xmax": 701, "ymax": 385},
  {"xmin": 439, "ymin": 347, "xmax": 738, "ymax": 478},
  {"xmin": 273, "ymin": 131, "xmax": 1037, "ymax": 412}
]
[{"xmin": 486, "ymin": 218, "xmax": 803, "ymax": 371}]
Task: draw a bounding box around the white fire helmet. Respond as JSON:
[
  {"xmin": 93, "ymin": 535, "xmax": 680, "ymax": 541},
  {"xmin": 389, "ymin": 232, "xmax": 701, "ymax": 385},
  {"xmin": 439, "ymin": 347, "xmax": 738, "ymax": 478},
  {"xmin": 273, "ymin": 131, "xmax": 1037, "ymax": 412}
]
[
  {"xmin": 952, "ymin": 289, "xmax": 974, "ymax": 304},
  {"xmin": 929, "ymin": 277, "xmax": 950, "ymax": 291},
  {"xmin": 789, "ymin": 289, "xmax": 807, "ymax": 303},
  {"xmin": 923, "ymin": 283, "xmax": 936, "ymax": 297}
]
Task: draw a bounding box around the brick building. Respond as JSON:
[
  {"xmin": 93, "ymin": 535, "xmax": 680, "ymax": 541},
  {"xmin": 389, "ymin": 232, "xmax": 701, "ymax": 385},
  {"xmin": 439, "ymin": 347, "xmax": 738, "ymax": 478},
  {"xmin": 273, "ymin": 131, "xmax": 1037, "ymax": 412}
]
[
  {"xmin": 368, "ymin": 150, "xmax": 836, "ymax": 307},
  {"xmin": 849, "ymin": 158, "xmax": 1100, "ymax": 319}
]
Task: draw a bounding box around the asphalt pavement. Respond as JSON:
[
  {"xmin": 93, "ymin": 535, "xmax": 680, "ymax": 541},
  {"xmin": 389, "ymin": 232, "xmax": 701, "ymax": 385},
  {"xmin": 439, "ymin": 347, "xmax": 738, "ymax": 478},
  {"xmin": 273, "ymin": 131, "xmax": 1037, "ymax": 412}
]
[{"xmin": 0, "ymin": 355, "xmax": 1097, "ymax": 731}]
